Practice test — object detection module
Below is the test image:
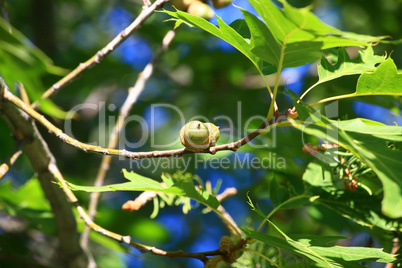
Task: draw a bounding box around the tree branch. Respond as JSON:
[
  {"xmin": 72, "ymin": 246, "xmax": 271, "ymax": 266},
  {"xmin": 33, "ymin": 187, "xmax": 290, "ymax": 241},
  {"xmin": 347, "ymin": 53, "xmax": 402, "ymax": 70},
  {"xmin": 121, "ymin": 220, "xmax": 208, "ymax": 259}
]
[
  {"xmin": 81, "ymin": 29, "xmax": 177, "ymax": 254},
  {"xmin": 4, "ymin": 85, "xmax": 275, "ymax": 159},
  {"xmin": 0, "ymin": 80, "xmax": 87, "ymax": 268},
  {"xmin": 1, "ymin": 78, "xmax": 251, "ymax": 265},
  {"xmin": 31, "ymin": 0, "xmax": 169, "ymax": 109},
  {"xmin": 49, "ymin": 150, "xmax": 247, "ymax": 263},
  {"xmin": 215, "ymin": 187, "xmax": 241, "ymax": 236}
]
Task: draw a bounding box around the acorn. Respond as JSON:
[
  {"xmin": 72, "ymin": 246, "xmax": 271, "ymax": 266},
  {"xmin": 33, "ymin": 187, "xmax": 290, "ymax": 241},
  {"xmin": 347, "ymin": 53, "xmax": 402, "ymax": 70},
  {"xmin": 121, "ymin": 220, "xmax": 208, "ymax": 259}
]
[
  {"xmin": 172, "ymin": 0, "xmax": 196, "ymax": 11},
  {"xmin": 219, "ymin": 236, "xmax": 234, "ymax": 252},
  {"xmin": 180, "ymin": 121, "xmax": 220, "ymax": 152},
  {"xmin": 219, "ymin": 236, "xmax": 239, "ymax": 264},
  {"xmin": 204, "ymin": 255, "xmax": 224, "ymax": 268},
  {"xmin": 187, "ymin": 1, "xmax": 214, "ymax": 20},
  {"xmin": 212, "ymin": 0, "xmax": 232, "ymax": 9}
]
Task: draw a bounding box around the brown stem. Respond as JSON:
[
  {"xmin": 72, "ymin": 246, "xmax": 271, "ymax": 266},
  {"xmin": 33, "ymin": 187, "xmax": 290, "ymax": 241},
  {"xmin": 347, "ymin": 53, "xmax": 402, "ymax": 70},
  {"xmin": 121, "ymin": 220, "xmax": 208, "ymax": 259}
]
[{"xmin": 215, "ymin": 188, "xmax": 241, "ymax": 235}]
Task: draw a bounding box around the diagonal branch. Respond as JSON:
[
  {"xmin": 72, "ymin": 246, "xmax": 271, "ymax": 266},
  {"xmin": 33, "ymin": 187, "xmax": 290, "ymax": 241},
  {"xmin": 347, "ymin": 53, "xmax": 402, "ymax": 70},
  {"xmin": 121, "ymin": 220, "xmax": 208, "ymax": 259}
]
[
  {"xmin": 215, "ymin": 187, "xmax": 241, "ymax": 236},
  {"xmin": 80, "ymin": 29, "xmax": 177, "ymax": 252},
  {"xmin": 56, "ymin": 165, "xmax": 246, "ymax": 262},
  {"xmin": 31, "ymin": 0, "xmax": 169, "ymax": 109}
]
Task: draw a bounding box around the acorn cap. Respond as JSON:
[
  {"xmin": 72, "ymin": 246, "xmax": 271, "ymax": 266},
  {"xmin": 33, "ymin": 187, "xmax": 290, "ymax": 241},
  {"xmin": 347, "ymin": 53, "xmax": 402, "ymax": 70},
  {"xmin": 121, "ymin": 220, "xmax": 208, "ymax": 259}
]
[
  {"xmin": 204, "ymin": 255, "xmax": 224, "ymax": 268},
  {"xmin": 205, "ymin": 123, "xmax": 220, "ymax": 143},
  {"xmin": 187, "ymin": 1, "xmax": 214, "ymax": 20},
  {"xmin": 212, "ymin": 0, "xmax": 232, "ymax": 9},
  {"xmin": 171, "ymin": 0, "xmax": 196, "ymax": 11}
]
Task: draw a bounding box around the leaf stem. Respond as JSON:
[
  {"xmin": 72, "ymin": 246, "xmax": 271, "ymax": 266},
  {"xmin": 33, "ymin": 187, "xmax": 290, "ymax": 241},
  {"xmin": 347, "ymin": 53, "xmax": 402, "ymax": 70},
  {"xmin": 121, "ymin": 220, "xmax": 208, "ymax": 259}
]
[
  {"xmin": 267, "ymin": 26, "xmax": 301, "ymax": 121},
  {"xmin": 300, "ymin": 81, "xmax": 320, "ymax": 100},
  {"xmin": 309, "ymin": 93, "xmax": 356, "ymax": 106},
  {"xmin": 256, "ymin": 195, "xmax": 311, "ymax": 232},
  {"xmin": 242, "ymin": 248, "xmax": 280, "ymax": 267},
  {"xmin": 258, "ymin": 69, "xmax": 278, "ymax": 111},
  {"xmin": 267, "ymin": 44, "xmax": 285, "ymax": 121}
]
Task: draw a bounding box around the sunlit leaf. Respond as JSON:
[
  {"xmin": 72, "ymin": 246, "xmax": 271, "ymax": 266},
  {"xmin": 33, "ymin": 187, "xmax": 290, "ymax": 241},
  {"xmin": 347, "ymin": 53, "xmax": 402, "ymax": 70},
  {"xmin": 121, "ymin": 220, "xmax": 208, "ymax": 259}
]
[
  {"xmin": 303, "ymin": 162, "xmax": 401, "ymax": 232},
  {"xmin": 355, "ymin": 58, "xmax": 402, "ymax": 96},
  {"xmin": 317, "ymin": 46, "xmax": 386, "ymax": 86},
  {"xmin": 162, "ymin": 9, "xmax": 273, "ymax": 76},
  {"xmin": 65, "ymin": 169, "xmax": 220, "ymax": 210},
  {"xmin": 291, "ymin": 102, "xmax": 402, "ymax": 218},
  {"xmin": 244, "ymin": 222, "xmax": 395, "ymax": 266},
  {"xmin": 248, "ymin": 0, "xmax": 386, "ymax": 45},
  {"xmin": 0, "ymin": 17, "xmax": 68, "ymax": 118}
]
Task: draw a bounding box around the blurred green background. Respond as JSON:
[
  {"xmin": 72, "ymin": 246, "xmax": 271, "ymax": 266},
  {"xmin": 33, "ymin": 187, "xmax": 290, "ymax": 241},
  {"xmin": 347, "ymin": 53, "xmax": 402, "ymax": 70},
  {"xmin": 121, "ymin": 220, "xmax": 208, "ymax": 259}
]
[{"xmin": 0, "ymin": 0, "xmax": 401, "ymax": 267}]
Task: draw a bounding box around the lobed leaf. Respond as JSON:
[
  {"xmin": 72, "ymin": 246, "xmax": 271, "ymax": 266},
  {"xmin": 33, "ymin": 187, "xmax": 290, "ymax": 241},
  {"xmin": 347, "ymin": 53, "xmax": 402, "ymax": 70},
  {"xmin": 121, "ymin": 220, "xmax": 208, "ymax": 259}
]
[
  {"xmin": 303, "ymin": 162, "xmax": 401, "ymax": 232},
  {"xmin": 249, "ymin": 0, "xmax": 386, "ymax": 45},
  {"xmin": 355, "ymin": 58, "xmax": 402, "ymax": 96},
  {"xmin": 291, "ymin": 101, "xmax": 402, "ymax": 218},
  {"xmin": 65, "ymin": 169, "xmax": 220, "ymax": 210},
  {"xmin": 164, "ymin": 0, "xmax": 387, "ymax": 78},
  {"xmin": 0, "ymin": 17, "xmax": 68, "ymax": 118},
  {"xmin": 244, "ymin": 222, "xmax": 395, "ymax": 267},
  {"xmin": 317, "ymin": 46, "xmax": 386, "ymax": 86}
]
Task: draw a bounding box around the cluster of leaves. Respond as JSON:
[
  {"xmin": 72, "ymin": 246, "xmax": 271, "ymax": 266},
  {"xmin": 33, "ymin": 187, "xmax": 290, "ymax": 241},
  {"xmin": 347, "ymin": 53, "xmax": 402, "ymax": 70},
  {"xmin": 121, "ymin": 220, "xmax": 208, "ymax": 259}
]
[
  {"xmin": 0, "ymin": 17, "xmax": 67, "ymax": 118},
  {"xmin": 68, "ymin": 170, "xmax": 222, "ymax": 217},
  {"xmin": 64, "ymin": 0, "xmax": 402, "ymax": 266}
]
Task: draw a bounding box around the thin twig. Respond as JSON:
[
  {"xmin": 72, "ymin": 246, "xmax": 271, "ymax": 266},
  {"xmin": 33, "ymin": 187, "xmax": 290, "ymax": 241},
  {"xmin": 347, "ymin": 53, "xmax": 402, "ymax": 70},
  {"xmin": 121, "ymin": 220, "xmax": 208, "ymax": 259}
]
[
  {"xmin": 31, "ymin": 0, "xmax": 169, "ymax": 109},
  {"xmin": 385, "ymin": 237, "xmax": 400, "ymax": 268},
  {"xmin": 122, "ymin": 191, "xmax": 159, "ymax": 212},
  {"xmin": 3, "ymin": 86, "xmax": 275, "ymax": 160},
  {"xmin": 215, "ymin": 187, "xmax": 241, "ymax": 236},
  {"xmin": 0, "ymin": 84, "xmax": 30, "ymax": 181},
  {"xmin": 52, "ymin": 164, "xmax": 247, "ymax": 262},
  {"xmin": 121, "ymin": 186, "xmax": 240, "ymax": 235},
  {"xmin": 0, "ymin": 143, "xmax": 23, "ymax": 180},
  {"xmin": 80, "ymin": 30, "xmax": 177, "ymax": 252}
]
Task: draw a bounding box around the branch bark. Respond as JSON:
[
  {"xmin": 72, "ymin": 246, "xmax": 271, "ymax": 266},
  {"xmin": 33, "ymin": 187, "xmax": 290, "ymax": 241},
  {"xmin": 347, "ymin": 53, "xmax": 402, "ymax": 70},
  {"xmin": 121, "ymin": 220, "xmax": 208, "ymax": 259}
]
[{"xmin": 0, "ymin": 80, "xmax": 87, "ymax": 268}]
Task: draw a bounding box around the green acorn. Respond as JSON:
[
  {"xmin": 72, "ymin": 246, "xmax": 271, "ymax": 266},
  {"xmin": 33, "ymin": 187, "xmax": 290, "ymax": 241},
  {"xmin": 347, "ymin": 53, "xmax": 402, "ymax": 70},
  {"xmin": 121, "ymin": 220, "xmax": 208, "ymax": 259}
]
[
  {"xmin": 187, "ymin": 1, "xmax": 214, "ymax": 20},
  {"xmin": 180, "ymin": 121, "xmax": 220, "ymax": 152},
  {"xmin": 204, "ymin": 255, "xmax": 224, "ymax": 268},
  {"xmin": 219, "ymin": 236, "xmax": 238, "ymax": 264},
  {"xmin": 171, "ymin": 0, "xmax": 196, "ymax": 11}
]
